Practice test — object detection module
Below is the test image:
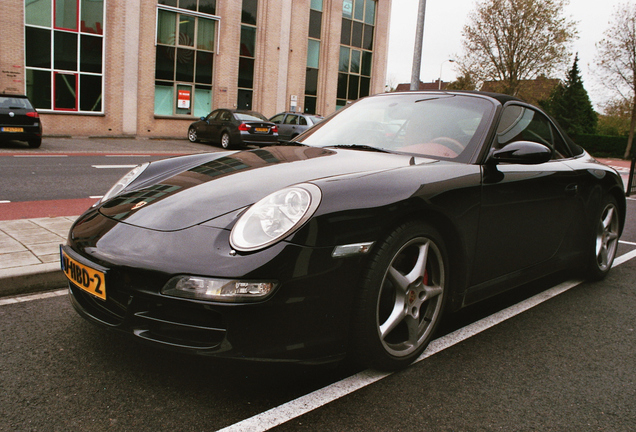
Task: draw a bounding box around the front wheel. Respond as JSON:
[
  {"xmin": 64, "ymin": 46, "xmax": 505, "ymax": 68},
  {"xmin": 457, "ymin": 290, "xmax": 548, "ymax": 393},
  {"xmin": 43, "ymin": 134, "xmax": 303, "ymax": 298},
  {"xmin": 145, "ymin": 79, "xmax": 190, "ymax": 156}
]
[
  {"xmin": 352, "ymin": 221, "xmax": 448, "ymax": 370},
  {"xmin": 586, "ymin": 195, "xmax": 620, "ymax": 280},
  {"xmin": 188, "ymin": 127, "xmax": 199, "ymax": 143}
]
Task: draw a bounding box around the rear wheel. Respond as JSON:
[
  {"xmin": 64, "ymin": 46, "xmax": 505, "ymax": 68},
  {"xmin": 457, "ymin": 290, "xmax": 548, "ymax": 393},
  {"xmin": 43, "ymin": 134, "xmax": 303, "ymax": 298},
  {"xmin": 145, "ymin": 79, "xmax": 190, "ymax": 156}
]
[
  {"xmin": 586, "ymin": 195, "xmax": 620, "ymax": 280},
  {"xmin": 352, "ymin": 221, "xmax": 448, "ymax": 370},
  {"xmin": 220, "ymin": 132, "xmax": 232, "ymax": 149},
  {"xmin": 28, "ymin": 138, "xmax": 41, "ymax": 148}
]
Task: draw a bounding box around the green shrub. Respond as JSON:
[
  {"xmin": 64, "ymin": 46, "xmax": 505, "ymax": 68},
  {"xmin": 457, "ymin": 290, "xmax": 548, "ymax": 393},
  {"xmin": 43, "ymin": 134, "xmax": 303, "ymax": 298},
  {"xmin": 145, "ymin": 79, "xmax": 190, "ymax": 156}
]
[{"xmin": 571, "ymin": 134, "xmax": 628, "ymax": 159}]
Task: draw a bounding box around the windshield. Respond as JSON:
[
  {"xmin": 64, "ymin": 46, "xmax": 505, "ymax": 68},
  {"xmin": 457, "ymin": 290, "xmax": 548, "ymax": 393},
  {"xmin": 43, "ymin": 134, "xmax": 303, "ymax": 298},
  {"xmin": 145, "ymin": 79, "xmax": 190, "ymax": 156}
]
[{"xmin": 298, "ymin": 93, "xmax": 494, "ymax": 162}]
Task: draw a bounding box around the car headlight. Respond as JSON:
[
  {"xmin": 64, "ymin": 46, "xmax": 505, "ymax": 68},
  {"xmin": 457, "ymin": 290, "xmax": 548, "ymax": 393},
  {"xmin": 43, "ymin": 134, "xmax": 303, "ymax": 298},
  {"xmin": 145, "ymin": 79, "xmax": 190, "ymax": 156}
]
[
  {"xmin": 230, "ymin": 183, "xmax": 322, "ymax": 252},
  {"xmin": 99, "ymin": 162, "xmax": 149, "ymax": 204},
  {"xmin": 162, "ymin": 276, "xmax": 276, "ymax": 302}
]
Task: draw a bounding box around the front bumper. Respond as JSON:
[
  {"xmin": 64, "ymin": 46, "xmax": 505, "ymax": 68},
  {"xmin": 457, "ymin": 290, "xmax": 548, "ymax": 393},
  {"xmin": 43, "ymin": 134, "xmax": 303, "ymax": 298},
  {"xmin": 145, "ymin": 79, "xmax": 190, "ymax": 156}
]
[{"xmin": 63, "ymin": 211, "xmax": 367, "ymax": 364}]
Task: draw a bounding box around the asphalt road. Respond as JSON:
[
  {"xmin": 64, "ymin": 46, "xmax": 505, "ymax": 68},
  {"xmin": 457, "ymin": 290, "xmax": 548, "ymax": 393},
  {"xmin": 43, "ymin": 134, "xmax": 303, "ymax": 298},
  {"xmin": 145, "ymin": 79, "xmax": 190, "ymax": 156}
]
[{"xmin": 1, "ymin": 201, "xmax": 635, "ymax": 431}]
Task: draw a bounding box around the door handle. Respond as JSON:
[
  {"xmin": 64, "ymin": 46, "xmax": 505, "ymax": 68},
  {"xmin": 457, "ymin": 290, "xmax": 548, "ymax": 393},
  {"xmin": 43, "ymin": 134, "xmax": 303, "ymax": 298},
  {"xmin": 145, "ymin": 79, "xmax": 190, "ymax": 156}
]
[{"xmin": 565, "ymin": 183, "xmax": 578, "ymax": 196}]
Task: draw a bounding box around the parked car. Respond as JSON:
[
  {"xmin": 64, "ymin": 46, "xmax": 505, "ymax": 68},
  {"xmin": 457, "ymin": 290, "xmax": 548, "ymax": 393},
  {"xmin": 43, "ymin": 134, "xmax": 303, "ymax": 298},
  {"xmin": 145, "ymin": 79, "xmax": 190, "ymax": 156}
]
[
  {"xmin": 269, "ymin": 112, "xmax": 323, "ymax": 142},
  {"xmin": 0, "ymin": 94, "xmax": 42, "ymax": 148},
  {"xmin": 187, "ymin": 109, "xmax": 278, "ymax": 149},
  {"xmin": 62, "ymin": 91, "xmax": 624, "ymax": 371}
]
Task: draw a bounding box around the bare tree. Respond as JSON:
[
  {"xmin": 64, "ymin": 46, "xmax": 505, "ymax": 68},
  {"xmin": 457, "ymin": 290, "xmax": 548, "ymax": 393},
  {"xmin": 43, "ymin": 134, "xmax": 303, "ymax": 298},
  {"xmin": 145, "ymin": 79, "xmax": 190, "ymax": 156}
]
[
  {"xmin": 595, "ymin": 3, "xmax": 636, "ymax": 159},
  {"xmin": 459, "ymin": 0, "xmax": 577, "ymax": 96}
]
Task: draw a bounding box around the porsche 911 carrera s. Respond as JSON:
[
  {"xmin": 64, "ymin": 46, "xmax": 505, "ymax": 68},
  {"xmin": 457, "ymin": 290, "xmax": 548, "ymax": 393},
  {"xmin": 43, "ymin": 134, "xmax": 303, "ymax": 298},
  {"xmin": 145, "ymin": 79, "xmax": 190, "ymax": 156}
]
[{"xmin": 62, "ymin": 91, "xmax": 625, "ymax": 370}]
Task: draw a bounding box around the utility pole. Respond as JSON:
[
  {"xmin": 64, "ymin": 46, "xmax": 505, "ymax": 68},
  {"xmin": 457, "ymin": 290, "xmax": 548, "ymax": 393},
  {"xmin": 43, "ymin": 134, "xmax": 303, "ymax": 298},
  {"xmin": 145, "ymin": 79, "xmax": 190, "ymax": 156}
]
[{"xmin": 410, "ymin": 0, "xmax": 427, "ymax": 90}]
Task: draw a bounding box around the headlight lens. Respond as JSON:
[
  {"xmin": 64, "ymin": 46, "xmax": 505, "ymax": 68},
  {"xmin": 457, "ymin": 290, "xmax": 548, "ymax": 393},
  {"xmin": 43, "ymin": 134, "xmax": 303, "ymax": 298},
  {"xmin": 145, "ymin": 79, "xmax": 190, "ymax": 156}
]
[
  {"xmin": 162, "ymin": 276, "xmax": 276, "ymax": 302},
  {"xmin": 230, "ymin": 183, "xmax": 322, "ymax": 252},
  {"xmin": 99, "ymin": 162, "xmax": 149, "ymax": 204}
]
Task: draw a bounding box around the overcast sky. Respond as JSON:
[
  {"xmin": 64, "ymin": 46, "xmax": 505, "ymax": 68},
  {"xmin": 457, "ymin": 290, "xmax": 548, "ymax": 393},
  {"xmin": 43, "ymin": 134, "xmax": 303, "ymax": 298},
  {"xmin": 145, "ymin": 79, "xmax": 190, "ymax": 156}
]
[{"xmin": 386, "ymin": 0, "xmax": 629, "ymax": 108}]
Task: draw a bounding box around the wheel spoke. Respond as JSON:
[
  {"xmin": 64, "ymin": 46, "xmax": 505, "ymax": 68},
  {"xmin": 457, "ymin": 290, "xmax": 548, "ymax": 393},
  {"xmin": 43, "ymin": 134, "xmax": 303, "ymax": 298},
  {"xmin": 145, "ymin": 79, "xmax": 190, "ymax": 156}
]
[
  {"xmin": 422, "ymin": 284, "xmax": 443, "ymax": 302},
  {"xmin": 405, "ymin": 242, "xmax": 429, "ymax": 285},
  {"xmin": 602, "ymin": 207, "xmax": 615, "ymax": 230},
  {"xmin": 387, "ymin": 266, "xmax": 409, "ymax": 293},
  {"xmin": 379, "ymin": 298, "xmax": 407, "ymax": 339}
]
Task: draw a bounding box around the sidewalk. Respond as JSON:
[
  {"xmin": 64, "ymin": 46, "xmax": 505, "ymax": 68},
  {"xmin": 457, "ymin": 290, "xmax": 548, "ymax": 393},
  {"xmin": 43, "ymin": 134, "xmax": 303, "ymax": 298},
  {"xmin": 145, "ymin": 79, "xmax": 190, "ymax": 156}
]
[
  {"xmin": 0, "ymin": 216, "xmax": 76, "ymax": 297},
  {"xmin": 0, "ymin": 136, "xmax": 632, "ymax": 298}
]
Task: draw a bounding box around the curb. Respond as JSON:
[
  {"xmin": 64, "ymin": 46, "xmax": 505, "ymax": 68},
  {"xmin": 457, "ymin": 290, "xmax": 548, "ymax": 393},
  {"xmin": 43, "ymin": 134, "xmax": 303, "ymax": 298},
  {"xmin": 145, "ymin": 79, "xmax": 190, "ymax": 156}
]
[{"xmin": 0, "ymin": 263, "xmax": 67, "ymax": 298}]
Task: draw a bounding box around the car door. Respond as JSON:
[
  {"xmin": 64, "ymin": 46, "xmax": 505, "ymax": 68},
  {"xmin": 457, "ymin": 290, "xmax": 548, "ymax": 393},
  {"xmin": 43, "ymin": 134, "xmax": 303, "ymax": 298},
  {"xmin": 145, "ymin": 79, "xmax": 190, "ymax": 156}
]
[
  {"xmin": 212, "ymin": 110, "xmax": 233, "ymax": 143},
  {"xmin": 471, "ymin": 104, "xmax": 581, "ymax": 286},
  {"xmin": 281, "ymin": 114, "xmax": 299, "ymax": 141},
  {"xmin": 200, "ymin": 110, "xmax": 220, "ymax": 140}
]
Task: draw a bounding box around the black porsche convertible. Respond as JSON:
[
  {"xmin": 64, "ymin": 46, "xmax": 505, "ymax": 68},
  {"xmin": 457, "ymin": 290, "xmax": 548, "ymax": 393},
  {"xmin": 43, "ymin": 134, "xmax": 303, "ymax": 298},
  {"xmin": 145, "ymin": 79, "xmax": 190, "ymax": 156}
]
[{"xmin": 61, "ymin": 91, "xmax": 625, "ymax": 370}]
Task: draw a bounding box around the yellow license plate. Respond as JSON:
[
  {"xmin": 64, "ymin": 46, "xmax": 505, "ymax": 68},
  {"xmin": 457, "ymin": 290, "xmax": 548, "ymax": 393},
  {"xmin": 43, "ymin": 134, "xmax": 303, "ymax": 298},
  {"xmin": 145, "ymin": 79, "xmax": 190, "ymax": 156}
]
[
  {"xmin": 254, "ymin": 127, "xmax": 269, "ymax": 133},
  {"xmin": 2, "ymin": 127, "xmax": 23, "ymax": 132},
  {"xmin": 60, "ymin": 248, "xmax": 107, "ymax": 300}
]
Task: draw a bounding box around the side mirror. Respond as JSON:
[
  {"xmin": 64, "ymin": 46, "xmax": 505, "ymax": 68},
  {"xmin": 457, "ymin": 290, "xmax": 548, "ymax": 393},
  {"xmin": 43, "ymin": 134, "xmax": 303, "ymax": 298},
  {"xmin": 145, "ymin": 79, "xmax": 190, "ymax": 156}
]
[
  {"xmin": 200, "ymin": 117, "xmax": 206, "ymax": 121},
  {"xmin": 490, "ymin": 141, "xmax": 552, "ymax": 165}
]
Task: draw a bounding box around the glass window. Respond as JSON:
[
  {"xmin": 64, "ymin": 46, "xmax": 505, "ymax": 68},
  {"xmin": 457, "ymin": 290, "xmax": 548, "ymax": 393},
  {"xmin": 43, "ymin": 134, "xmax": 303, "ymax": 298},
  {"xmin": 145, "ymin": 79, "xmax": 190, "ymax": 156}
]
[
  {"xmin": 305, "ymin": 68, "xmax": 318, "ymax": 96},
  {"xmin": 179, "ymin": 15, "xmax": 196, "ymax": 47},
  {"xmin": 54, "ymin": 73, "xmax": 77, "ymax": 110},
  {"xmin": 309, "ymin": 9, "xmax": 322, "ymax": 39},
  {"xmin": 80, "ymin": 35, "xmax": 102, "ymax": 73},
  {"xmin": 26, "ymin": 70, "xmax": 51, "ymax": 109},
  {"xmin": 240, "ymin": 25, "xmax": 256, "ymax": 58},
  {"xmin": 155, "ymin": 5, "xmax": 217, "ymax": 116},
  {"xmin": 80, "ymin": 74, "xmax": 102, "ymax": 111},
  {"xmin": 54, "ymin": 31, "xmax": 78, "ymax": 71},
  {"xmin": 242, "ymin": 0, "xmax": 257, "ymax": 25},
  {"xmin": 270, "ymin": 114, "xmax": 285, "ymax": 123},
  {"xmin": 25, "ymin": 0, "xmax": 105, "ymax": 112},
  {"xmin": 197, "ymin": 18, "xmax": 215, "ymax": 51},
  {"xmin": 25, "ymin": 27, "xmax": 51, "ymax": 69},
  {"xmin": 198, "ymin": 0, "xmax": 216, "ymax": 15},
  {"xmin": 310, "ymin": 0, "xmax": 323, "ymax": 11},
  {"xmin": 26, "ymin": 0, "xmax": 51, "ymax": 27},
  {"xmin": 238, "ymin": 57, "xmax": 255, "ymax": 89},
  {"xmin": 157, "ymin": 10, "xmax": 177, "ymax": 45},
  {"xmin": 194, "ymin": 86, "xmax": 212, "ymax": 117},
  {"xmin": 81, "ymin": 0, "xmax": 103, "ymax": 34},
  {"xmin": 307, "ymin": 40, "xmax": 320, "ymax": 69},
  {"xmin": 154, "ymin": 82, "xmax": 173, "ymax": 115},
  {"xmin": 55, "ymin": 0, "xmax": 78, "ymax": 30},
  {"xmin": 343, "ymin": 0, "xmax": 353, "ymax": 18},
  {"xmin": 338, "ymin": 0, "xmax": 375, "ymax": 104}
]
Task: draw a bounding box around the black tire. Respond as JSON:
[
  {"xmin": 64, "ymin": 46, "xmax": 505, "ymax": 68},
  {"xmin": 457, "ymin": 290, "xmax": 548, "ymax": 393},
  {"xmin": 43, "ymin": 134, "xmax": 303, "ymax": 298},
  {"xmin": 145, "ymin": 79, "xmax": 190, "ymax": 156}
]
[
  {"xmin": 352, "ymin": 221, "xmax": 448, "ymax": 370},
  {"xmin": 28, "ymin": 138, "xmax": 41, "ymax": 148},
  {"xmin": 188, "ymin": 127, "xmax": 199, "ymax": 143},
  {"xmin": 220, "ymin": 132, "xmax": 232, "ymax": 149},
  {"xmin": 585, "ymin": 195, "xmax": 620, "ymax": 281}
]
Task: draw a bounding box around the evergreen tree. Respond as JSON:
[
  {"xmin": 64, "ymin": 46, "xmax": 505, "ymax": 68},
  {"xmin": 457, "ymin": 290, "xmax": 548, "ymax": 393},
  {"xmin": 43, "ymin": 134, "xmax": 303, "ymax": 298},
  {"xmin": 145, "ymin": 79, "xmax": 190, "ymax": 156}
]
[{"xmin": 542, "ymin": 55, "xmax": 598, "ymax": 136}]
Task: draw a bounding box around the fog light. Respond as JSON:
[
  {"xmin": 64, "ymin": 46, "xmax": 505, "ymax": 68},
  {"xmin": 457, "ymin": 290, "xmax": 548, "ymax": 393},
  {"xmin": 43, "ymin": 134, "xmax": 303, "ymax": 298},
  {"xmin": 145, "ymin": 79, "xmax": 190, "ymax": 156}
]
[{"xmin": 162, "ymin": 276, "xmax": 276, "ymax": 302}]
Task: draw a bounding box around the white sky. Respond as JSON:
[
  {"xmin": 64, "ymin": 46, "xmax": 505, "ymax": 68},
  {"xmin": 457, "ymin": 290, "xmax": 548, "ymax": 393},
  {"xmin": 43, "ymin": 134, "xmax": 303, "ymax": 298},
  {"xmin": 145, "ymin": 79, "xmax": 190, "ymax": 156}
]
[{"xmin": 386, "ymin": 0, "xmax": 629, "ymax": 108}]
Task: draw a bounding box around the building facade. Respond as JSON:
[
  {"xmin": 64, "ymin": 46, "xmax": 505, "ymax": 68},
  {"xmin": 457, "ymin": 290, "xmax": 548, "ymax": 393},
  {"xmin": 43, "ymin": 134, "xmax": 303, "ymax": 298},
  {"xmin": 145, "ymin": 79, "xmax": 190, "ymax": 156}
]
[{"xmin": 1, "ymin": 0, "xmax": 391, "ymax": 138}]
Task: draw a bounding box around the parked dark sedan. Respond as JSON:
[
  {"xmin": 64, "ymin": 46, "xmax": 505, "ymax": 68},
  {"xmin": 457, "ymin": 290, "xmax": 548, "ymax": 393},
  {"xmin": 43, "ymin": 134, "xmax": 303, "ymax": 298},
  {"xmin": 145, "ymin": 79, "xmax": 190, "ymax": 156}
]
[
  {"xmin": 187, "ymin": 109, "xmax": 278, "ymax": 149},
  {"xmin": 269, "ymin": 112, "xmax": 323, "ymax": 142},
  {"xmin": 0, "ymin": 94, "xmax": 42, "ymax": 148},
  {"xmin": 62, "ymin": 91, "xmax": 624, "ymax": 370}
]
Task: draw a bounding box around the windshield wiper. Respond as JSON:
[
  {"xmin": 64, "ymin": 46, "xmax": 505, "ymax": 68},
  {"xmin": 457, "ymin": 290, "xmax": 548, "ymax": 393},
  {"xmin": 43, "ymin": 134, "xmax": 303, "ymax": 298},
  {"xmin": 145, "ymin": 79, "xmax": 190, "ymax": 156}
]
[{"xmin": 325, "ymin": 144, "xmax": 392, "ymax": 153}]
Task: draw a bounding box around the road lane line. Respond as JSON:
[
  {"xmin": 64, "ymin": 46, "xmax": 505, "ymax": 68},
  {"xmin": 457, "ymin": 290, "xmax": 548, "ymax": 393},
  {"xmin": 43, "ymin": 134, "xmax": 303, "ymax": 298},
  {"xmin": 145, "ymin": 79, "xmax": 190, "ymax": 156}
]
[
  {"xmin": 92, "ymin": 165, "xmax": 137, "ymax": 169},
  {"xmin": 216, "ymin": 251, "xmax": 636, "ymax": 432},
  {"xmin": 0, "ymin": 289, "xmax": 67, "ymax": 306}
]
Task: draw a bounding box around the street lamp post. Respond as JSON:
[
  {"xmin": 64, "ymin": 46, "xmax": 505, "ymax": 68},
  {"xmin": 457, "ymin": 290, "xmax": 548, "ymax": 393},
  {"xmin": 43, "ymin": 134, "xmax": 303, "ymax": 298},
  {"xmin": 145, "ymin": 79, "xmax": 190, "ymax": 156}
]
[{"xmin": 438, "ymin": 59, "xmax": 455, "ymax": 90}]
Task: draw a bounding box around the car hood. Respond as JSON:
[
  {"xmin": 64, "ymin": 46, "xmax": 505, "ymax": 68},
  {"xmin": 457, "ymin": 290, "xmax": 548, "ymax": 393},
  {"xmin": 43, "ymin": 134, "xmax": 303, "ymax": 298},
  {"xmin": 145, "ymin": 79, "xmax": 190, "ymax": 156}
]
[{"xmin": 98, "ymin": 145, "xmax": 435, "ymax": 231}]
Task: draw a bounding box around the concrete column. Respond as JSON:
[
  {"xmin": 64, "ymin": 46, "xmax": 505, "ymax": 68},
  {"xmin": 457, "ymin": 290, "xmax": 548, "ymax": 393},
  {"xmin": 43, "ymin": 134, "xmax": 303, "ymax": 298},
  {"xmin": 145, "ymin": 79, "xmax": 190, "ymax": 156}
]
[{"xmin": 277, "ymin": 0, "xmax": 293, "ymax": 113}]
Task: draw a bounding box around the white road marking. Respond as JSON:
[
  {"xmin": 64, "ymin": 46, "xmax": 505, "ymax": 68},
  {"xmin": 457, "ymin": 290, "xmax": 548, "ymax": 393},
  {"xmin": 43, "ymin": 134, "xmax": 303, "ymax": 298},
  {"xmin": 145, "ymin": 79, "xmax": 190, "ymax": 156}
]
[
  {"xmin": 13, "ymin": 155, "xmax": 68, "ymax": 158},
  {"xmin": 0, "ymin": 200, "xmax": 10, "ymax": 204},
  {"xmin": 91, "ymin": 165, "xmax": 137, "ymax": 169},
  {"xmin": 0, "ymin": 289, "xmax": 67, "ymax": 306},
  {"xmin": 619, "ymin": 240, "xmax": 636, "ymax": 247}
]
